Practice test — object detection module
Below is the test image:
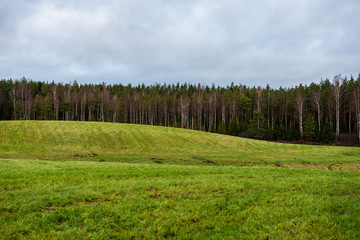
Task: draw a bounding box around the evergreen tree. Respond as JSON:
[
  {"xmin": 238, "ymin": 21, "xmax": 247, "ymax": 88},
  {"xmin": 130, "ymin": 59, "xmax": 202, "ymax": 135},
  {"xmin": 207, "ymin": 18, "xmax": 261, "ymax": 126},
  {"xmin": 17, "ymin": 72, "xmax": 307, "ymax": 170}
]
[
  {"xmin": 320, "ymin": 122, "xmax": 334, "ymax": 143},
  {"xmin": 228, "ymin": 116, "xmax": 239, "ymax": 136},
  {"xmin": 303, "ymin": 116, "xmax": 316, "ymax": 141},
  {"xmin": 217, "ymin": 122, "xmax": 227, "ymax": 134},
  {"xmin": 250, "ymin": 110, "xmax": 265, "ymax": 139},
  {"xmin": 0, "ymin": 75, "xmax": 359, "ymax": 145}
]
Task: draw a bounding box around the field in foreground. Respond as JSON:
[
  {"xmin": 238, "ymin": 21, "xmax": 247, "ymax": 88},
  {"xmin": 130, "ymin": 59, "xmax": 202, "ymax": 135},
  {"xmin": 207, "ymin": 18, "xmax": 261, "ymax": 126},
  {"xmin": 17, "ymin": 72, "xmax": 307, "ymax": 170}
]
[
  {"xmin": 0, "ymin": 121, "xmax": 360, "ymax": 239},
  {"xmin": 1, "ymin": 159, "xmax": 360, "ymax": 239}
]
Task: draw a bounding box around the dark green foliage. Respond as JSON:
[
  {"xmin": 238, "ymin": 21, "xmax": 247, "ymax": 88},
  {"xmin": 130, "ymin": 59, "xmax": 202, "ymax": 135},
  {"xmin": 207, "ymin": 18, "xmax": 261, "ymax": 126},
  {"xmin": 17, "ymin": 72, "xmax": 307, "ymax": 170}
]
[
  {"xmin": 273, "ymin": 122, "xmax": 285, "ymax": 141},
  {"xmin": 250, "ymin": 110, "xmax": 265, "ymax": 139},
  {"xmin": 321, "ymin": 122, "xmax": 334, "ymax": 143},
  {"xmin": 285, "ymin": 124, "xmax": 300, "ymax": 141},
  {"xmin": 217, "ymin": 122, "xmax": 227, "ymax": 134},
  {"xmin": 303, "ymin": 116, "xmax": 317, "ymax": 141},
  {"xmin": 0, "ymin": 75, "xmax": 359, "ymax": 144},
  {"xmin": 228, "ymin": 117, "xmax": 239, "ymax": 136}
]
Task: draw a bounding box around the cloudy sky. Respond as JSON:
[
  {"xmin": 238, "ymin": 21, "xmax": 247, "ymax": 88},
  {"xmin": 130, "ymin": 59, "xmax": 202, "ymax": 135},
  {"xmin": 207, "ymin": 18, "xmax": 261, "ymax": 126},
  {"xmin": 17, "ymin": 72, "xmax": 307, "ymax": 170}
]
[{"xmin": 1, "ymin": 0, "xmax": 359, "ymax": 87}]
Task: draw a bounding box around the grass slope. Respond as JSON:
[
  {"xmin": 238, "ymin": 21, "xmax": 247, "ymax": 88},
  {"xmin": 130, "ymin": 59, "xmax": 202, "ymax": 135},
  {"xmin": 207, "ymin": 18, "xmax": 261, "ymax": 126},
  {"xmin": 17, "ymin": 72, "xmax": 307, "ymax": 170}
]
[{"xmin": 0, "ymin": 121, "xmax": 360, "ymax": 169}]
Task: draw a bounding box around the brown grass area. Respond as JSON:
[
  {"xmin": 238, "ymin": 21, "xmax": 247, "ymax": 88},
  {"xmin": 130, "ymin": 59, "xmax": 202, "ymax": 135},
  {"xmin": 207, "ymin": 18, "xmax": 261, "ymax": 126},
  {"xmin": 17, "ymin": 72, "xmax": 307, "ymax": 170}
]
[{"xmin": 281, "ymin": 163, "xmax": 360, "ymax": 172}]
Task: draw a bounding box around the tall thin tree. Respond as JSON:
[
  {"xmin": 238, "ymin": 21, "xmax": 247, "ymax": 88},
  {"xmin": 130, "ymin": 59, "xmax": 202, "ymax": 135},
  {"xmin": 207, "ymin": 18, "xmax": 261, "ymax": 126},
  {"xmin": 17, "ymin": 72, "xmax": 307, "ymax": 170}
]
[
  {"xmin": 312, "ymin": 91, "xmax": 322, "ymax": 131},
  {"xmin": 50, "ymin": 83, "xmax": 59, "ymax": 120},
  {"xmin": 331, "ymin": 75, "xmax": 344, "ymax": 139},
  {"xmin": 353, "ymin": 84, "xmax": 360, "ymax": 142},
  {"xmin": 295, "ymin": 92, "xmax": 305, "ymax": 139}
]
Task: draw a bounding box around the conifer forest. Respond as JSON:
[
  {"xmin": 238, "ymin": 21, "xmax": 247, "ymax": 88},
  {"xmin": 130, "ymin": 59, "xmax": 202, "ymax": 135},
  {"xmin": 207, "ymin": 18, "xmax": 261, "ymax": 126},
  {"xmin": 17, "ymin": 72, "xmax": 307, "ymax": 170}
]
[{"xmin": 1, "ymin": 74, "xmax": 360, "ymax": 144}]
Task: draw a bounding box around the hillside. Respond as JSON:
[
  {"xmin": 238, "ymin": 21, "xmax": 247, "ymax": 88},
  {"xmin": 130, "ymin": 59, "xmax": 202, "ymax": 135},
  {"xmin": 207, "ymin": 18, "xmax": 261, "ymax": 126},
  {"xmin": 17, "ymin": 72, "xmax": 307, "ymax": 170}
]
[{"xmin": 1, "ymin": 121, "xmax": 359, "ymax": 170}]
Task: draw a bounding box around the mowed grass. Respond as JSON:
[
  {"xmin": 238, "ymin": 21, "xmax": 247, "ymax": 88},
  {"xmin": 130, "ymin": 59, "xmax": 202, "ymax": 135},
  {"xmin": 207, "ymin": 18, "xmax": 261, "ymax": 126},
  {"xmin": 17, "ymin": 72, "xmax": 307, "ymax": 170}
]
[
  {"xmin": 1, "ymin": 121, "xmax": 360, "ymax": 169},
  {"xmin": 1, "ymin": 159, "xmax": 360, "ymax": 239},
  {"xmin": 1, "ymin": 121, "xmax": 360, "ymax": 239}
]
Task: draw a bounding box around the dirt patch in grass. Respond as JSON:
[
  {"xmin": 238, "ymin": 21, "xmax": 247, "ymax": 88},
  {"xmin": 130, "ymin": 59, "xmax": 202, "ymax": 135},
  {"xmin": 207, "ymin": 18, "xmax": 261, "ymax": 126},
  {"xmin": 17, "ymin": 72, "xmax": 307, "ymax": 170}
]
[
  {"xmin": 282, "ymin": 163, "xmax": 327, "ymax": 170},
  {"xmin": 150, "ymin": 158, "xmax": 164, "ymax": 164},
  {"xmin": 192, "ymin": 156, "xmax": 218, "ymax": 165},
  {"xmin": 281, "ymin": 163, "xmax": 360, "ymax": 172},
  {"xmin": 203, "ymin": 159, "xmax": 217, "ymax": 165},
  {"xmin": 24, "ymin": 152, "xmax": 47, "ymax": 160},
  {"xmin": 336, "ymin": 163, "xmax": 360, "ymax": 171}
]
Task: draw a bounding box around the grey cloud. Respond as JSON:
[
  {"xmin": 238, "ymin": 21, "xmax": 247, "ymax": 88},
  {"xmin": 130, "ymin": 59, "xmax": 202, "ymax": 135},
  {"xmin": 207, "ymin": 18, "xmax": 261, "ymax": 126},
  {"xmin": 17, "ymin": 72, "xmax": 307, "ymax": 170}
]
[{"xmin": 1, "ymin": 0, "xmax": 359, "ymax": 87}]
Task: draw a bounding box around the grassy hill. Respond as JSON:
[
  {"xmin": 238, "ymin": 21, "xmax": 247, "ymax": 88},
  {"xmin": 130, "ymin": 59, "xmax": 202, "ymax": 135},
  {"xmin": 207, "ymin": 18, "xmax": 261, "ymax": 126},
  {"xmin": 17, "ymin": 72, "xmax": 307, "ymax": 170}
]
[
  {"xmin": 0, "ymin": 121, "xmax": 360, "ymax": 169},
  {"xmin": 1, "ymin": 121, "xmax": 360, "ymax": 238}
]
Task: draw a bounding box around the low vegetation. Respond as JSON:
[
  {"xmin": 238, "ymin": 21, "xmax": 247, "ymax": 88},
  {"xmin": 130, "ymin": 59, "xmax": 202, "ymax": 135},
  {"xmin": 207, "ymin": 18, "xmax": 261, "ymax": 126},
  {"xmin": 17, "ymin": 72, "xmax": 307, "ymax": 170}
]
[{"xmin": 1, "ymin": 121, "xmax": 360, "ymax": 238}]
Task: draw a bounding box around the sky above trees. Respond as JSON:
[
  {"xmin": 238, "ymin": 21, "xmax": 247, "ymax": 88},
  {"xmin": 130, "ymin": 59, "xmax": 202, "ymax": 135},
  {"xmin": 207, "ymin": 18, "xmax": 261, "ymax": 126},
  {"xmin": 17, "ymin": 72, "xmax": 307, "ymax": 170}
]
[{"xmin": 1, "ymin": 0, "xmax": 359, "ymax": 87}]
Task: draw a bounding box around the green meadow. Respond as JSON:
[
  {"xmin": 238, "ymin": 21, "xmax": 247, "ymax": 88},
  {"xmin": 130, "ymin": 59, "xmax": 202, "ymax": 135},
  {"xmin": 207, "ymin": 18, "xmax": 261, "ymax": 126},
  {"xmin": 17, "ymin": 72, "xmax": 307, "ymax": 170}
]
[
  {"xmin": 1, "ymin": 121, "xmax": 360, "ymax": 239},
  {"xmin": 1, "ymin": 121, "xmax": 360, "ymax": 169}
]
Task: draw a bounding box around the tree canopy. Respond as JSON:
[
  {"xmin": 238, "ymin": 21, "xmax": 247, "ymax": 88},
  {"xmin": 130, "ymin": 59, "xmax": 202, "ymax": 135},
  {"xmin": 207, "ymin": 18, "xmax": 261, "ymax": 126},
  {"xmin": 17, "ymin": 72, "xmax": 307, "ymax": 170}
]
[{"xmin": 1, "ymin": 74, "xmax": 360, "ymax": 144}]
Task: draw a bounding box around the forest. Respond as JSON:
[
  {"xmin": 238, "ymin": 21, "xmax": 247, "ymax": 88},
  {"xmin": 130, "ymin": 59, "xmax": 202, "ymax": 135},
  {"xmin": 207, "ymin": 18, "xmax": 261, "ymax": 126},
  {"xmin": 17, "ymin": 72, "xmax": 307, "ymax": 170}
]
[{"xmin": 1, "ymin": 74, "xmax": 360, "ymax": 144}]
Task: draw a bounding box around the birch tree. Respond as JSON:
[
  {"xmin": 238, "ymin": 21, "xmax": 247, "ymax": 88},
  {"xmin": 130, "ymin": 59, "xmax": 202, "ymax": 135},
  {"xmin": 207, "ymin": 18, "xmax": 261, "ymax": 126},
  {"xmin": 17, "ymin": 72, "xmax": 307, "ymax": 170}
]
[
  {"xmin": 295, "ymin": 93, "xmax": 305, "ymax": 139},
  {"xmin": 63, "ymin": 84, "xmax": 72, "ymax": 121},
  {"xmin": 353, "ymin": 85, "xmax": 360, "ymax": 142},
  {"xmin": 100, "ymin": 84, "xmax": 110, "ymax": 122},
  {"xmin": 180, "ymin": 96, "xmax": 190, "ymax": 128},
  {"xmin": 256, "ymin": 86, "xmax": 263, "ymax": 128},
  {"xmin": 9, "ymin": 84, "xmax": 19, "ymax": 120},
  {"xmin": 221, "ymin": 96, "xmax": 227, "ymax": 124},
  {"xmin": 312, "ymin": 91, "xmax": 322, "ymax": 131},
  {"xmin": 209, "ymin": 90, "xmax": 217, "ymax": 131},
  {"xmin": 50, "ymin": 83, "xmax": 59, "ymax": 120},
  {"xmin": 331, "ymin": 75, "xmax": 344, "ymax": 139},
  {"xmin": 197, "ymin": 87, "xmax": 204, "ymax": 128}
]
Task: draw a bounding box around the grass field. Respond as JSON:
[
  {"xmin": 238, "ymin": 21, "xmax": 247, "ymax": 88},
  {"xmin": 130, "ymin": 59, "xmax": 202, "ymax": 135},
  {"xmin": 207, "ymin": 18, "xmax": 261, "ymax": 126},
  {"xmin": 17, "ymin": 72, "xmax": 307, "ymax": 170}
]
[
  {"xmin": 1, "ymin": 121, "xmax": 360, "ymax": 169},
  {"xmin": 1, "ymin": 121, "xmax": 360, "ymax": 239}
]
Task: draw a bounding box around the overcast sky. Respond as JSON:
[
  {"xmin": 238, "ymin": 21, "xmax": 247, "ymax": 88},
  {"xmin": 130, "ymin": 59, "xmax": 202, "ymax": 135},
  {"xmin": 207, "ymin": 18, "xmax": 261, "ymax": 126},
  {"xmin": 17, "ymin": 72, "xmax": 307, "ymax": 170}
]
[{"xmin": 1, "ymin": 0, "xmax": 359, "ymax": 87}]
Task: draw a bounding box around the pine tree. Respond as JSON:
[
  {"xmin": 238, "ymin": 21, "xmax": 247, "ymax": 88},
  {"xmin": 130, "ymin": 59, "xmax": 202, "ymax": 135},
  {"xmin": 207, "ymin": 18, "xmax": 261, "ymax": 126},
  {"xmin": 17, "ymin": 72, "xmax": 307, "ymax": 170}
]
[
  {"xmin": 228, "ymin": 116, "xmax": 239, "ymax": 136},
  {"xmin": 250, "ymin": 110, "xmax": 265, "ymax": 139},
  {"xmin": 321, "ymin": 122, "xmax": 334, "ymax": 143},
  {"xmin": 303, "ymin": 116, "xmax": 316, "ymax": 141}
]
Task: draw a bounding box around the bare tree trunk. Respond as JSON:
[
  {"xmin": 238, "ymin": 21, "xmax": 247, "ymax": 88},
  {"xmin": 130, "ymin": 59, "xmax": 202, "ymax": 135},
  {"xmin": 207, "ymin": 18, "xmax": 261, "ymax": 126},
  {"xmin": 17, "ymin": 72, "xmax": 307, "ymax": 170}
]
[
  {"xmin": 112, "ymin": 95, "xmax": 118, "ymax": 123},
  {"xmin": 349, "ymin": 101, "xmax": 352, "ymax": 136},
  {"xmin": 296, "ymin": 93, "xmax": 305, "ymax": 139},
  {"xmin": 80, "ymin": 92, "xmax": 86, "ymax": 121},
  {"xmin": 256, "ymin": 86, "xmax": 263, "ymax": 128},
  {"xmin": 331, "ymin": 75, "xmax": 343, "ymax": 139},
  {"xmin": 209, "ymin": 91, "xmax": 216, "ymax": 131},
  {"xmin": 100, "ymin": 83, "xmax": 110, "ymax": 122},
  {"xmin": 267, "ymin": 91, "xmax": 270, "ymax": 128},
  {"xmin": 180, "ymin": 96, "xmax": 190, "ymax": 129},
  {"xmin": 10, "ymin": 87, "xmax": 19, "ymax": 120},
  {"xmin": 312, "ymin": 91, "xmax": 322, "ymax": 131},
  {"xmin": 51, "ymin": 83, "xmax": 59, "ymax": 120},
  {"xmin": 221, "ymin": 96, "xmax": 227, "ymax": 124},
  {"xmin": 63, "ymin": 85, "xmax": 72, "ymax": 121},
  {"xmin": 214, "ymin": 91, "xmax": 217, "ymax": 131},
  {"xmin": 353, "ymin": 86, "xmax": 360, "ymax": 142},
  {"xmin": 230, "ymin": 100, "xmax": 237, "ymax": 119},
  {"xmin": 271, "ymin": 106, "xmax": 274, "ymax": 131},
  {"xmin": 197, "ymin": 87, "xmax": 203, "ymax": 128}
]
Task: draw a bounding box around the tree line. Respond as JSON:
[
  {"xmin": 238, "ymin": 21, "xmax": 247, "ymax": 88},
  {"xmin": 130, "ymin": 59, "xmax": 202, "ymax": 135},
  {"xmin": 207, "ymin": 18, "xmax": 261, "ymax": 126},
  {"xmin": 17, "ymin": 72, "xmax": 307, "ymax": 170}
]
[{"xmin": 1, "ymin": 74, "xmax": 360, "ymax": 144}]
